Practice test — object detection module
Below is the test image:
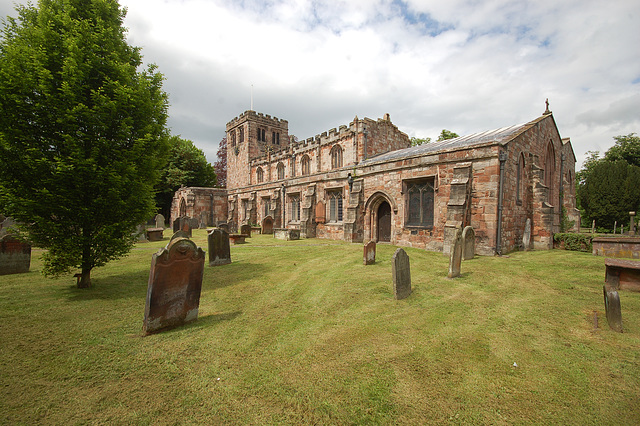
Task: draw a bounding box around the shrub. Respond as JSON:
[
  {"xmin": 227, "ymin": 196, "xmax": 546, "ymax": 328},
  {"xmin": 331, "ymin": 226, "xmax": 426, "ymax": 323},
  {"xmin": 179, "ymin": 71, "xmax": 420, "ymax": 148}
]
[{"xmin": 553, "ymin": 233, "xmax": 593, "ymax": 252}]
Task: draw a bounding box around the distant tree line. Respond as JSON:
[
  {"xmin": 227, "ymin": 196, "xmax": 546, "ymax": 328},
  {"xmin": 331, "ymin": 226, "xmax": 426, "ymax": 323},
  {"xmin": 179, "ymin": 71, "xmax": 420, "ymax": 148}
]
[
  {"xmin": 577, "ymin": 133, "xmax": 640, "ymax": 230},
  {"xmin": 410, "ymin": 129, "xmax": 459, "ymax": 146}
]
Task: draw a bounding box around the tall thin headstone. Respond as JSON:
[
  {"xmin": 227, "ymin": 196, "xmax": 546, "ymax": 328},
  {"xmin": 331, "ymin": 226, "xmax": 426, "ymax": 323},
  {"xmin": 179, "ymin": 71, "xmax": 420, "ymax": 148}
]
[
  {"xmin": 143, "ymin": 237, "xmax": 205, "ymax": 334},
  {"xmin": 392, "ymin": 248, "xmax": 411, "ymax": 300},
  {"xmin": 363, "ymin": 240, "xmax": 376, "ymax": 265},
  {"xmin": 591, "ymin": 220, "xmax": 596, "ymax": 234},
  {"xmin": 208, "ymin": 228, "xmax": 231, "ymax": 266},
  {"xmin": 461, "ymin": 226, "xmax": 475, "ymax": 260},
  {"xmin": 630, "ymin": 211, "xmax": 636, "ymax": 236},
  {"xmin": 614, "ymin": 221, "xmax": 617, "ymax": 234},
  {"xmin": 603, "ymin": 285, "xmax": 623, "ymax": 333},
  {"xmin": 448, "ymin": 227, "xmax": 463, "ymax": 278},
  {"xmin": 522, "ymin": 218, "xmax": 532, "ymax": 250}
]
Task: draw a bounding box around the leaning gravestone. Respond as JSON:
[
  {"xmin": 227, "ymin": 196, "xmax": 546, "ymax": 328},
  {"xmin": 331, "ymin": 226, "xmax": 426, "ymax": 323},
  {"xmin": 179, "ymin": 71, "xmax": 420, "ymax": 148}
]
[
  {"xmin": 143, "ymin": 237, "xmax": 206, "ymax": 334},
  {"xmin": 208, "ymin": 228, "xmax": 231, "ymax": 266},
  {"xmin": 448, "ymin": 227, "xmax": 463, "ymax": 278},
  {"xmin": 363, "ymin": 240, "xmax": 376, "ymax": 265},
  {"xmin": 240, "ymin": 224, "xmax": 252, "ymax": 237},
  {"xmin": 0, "ymin": 234, "xmax": 31, "ymax": 275},
  {"xmin": 522, "ymin": 218, "xmax": 531, "ymax": 250},
  {"xmin": 603, "ymin": 285, "xmax": 623, "ymax": 332},
  {"xmin": 392, "ymin": 248, "xmax": 411, "ymax": 300},
  {"xmin": 461, "ymin": 226, "xmax": 475, "ymax": 260},
  {"xmin": 155, "ymin": 214, "xmax": 165, "ymax": 229}
]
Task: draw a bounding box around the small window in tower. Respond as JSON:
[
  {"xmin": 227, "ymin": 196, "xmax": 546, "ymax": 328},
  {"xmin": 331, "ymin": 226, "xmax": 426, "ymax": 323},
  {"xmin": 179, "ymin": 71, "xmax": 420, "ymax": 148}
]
[
  {"xmin": 239, "ymin": 127, "xmax": 244, "ymax": 142},
  {"xmin": 262, "ymin": 129, "xmax": 266, "ymax": 142},
  {"xmin": 331, "ymin": 144, "xmax": 343, "ymax": 169},
  {"xmin": 301, "ymin": 155, "xmax": 310, "ymax": 176},
  {"xmin": 276, "ymin": 133, "xmax": 280, "ymax": 145},
  {"xmin": 272, "ymin": 132, "xmax": 276, "ymax": 144},
  {"xmin": 230, "ymin": 130, "xmax": 236, "ymax": 147}
]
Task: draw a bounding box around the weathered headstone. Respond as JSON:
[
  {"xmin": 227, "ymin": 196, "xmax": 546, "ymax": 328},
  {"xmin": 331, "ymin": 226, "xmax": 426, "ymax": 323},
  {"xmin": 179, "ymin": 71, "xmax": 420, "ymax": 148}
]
[
  {"xmin": 171, "ymin": 230, "xmax": 190, "ymax": 241},
  {"xmin": 189, "ymin": 218, "xmax": 200, "ymax": 231},
  {"xmin": 630, "ymin": 211, "xmax": 637, "ymax": 236},
  {"xmin": 522, "ymin": 218, "xmax": 531, "ymax": 250},
  {"xmin": 392, "ymin": 248, "xmax": 411, "ymax": 300},
  {"xmin": 217, "ymin": 222, "xmax": 230, "ymax": 232},
  {"xmin": 591, "ymin": 220, "xmax": 596, "ymax": 234},
  {"xmin": 0, "ymin": 234, "xmax": 31, "ymax": 275},
  {"xmin": 363, "ymin": 240, "xmax": 376, "ymax": 265},
  {"xmin": 155, "ymin": 214, "xmax": 165, "ymax": 229},
  {"xmin": 240, "ymin": 224, "xmax": 252, "ymax": 237},
  {"xmin": 447, "ymin": 227, "xmax": 463, "ymax": 278},
  {"xmin": 143, "ymin": 237, "xmax": 205, "ymax": 334},
  {"xmin": 461, "ymin": 226, "xmax": 475, "ymax": 260},
  {"xmin": 262, "ymin": 216, "xmax": 274, "ymax": 234},
  {"xmin": 136, "ymin": 224, "xmax": 148, "ymax": 242},
  {"xmin": 613, "ymin": 221, "xmax": 617, "ymax": 234},
  {"xmin": 146, "ymin": 228, "xmax": 164, "ymax": 242},
  {"xmin": 208, "ymin": 228, "xmax": 231, "ymax": 266},
  {"xmin": 603, "ymin": 285, "xmax": 623, "ymax": 332}
]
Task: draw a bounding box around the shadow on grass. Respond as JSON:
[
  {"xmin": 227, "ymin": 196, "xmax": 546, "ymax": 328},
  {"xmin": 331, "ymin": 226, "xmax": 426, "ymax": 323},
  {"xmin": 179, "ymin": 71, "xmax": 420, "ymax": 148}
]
[
  {"xmin": 62, "ymin": 270, "xmax": 149, "ymax": 302},
  {"xmin": 204, "ymin": 260, "xmax": 274, "ymax": 290},
  {"xmin": 143, "ymin": 311, "xmax": 243, "ymax": 336}
]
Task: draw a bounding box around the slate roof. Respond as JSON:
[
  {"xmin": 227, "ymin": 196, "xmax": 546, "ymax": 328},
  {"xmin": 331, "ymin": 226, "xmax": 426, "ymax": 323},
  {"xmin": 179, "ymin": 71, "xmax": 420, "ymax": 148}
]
[{"xmin": 362, "ymin": 115, "xmax": 547, "ymax": 164}]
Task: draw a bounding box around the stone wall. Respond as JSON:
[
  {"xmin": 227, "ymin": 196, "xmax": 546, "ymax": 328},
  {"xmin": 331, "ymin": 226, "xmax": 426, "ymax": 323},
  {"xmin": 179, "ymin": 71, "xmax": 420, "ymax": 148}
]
[{"xmin": 170, "ymin": 187, "xmax": 228, "ymax": 228}]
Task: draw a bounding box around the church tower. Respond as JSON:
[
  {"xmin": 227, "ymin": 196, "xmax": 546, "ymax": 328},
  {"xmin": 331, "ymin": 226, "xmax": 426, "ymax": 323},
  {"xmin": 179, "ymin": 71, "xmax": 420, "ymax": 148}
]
[{"xmin": 226, "ymin": 111, "xmax": 290, "ymax": 190}]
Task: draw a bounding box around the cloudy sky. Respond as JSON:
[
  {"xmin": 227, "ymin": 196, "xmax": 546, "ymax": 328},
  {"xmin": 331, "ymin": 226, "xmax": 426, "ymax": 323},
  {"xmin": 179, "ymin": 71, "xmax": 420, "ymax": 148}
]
[{"xmin": 2, "ymin": 0, "xmax": 639, "ymax": 168}]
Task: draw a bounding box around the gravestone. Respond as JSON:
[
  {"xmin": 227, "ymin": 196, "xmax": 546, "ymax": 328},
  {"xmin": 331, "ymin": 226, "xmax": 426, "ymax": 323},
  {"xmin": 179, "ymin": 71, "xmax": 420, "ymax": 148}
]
[
  {"xmin": 171, "ymin": 230, "xmax": 190, "ymax": 241},
  {"xmin": 392, "ymin": 248, "xmax": 411, "ymax": 300},
  {"xmin": 240, "ymin": 224, "xmax": 252, "ymax": 237},
  {"xmin": 217, "ymin": 222, "xmax": 229, "ymax": 232},
  {"xmin": 0, "ymin": 234, "xmax": 31, "ymax": 275},
  {"xmin": 603, "ymin": 285, "xmax": 623, "ymax": 332},
  {"xmin": 630, "ymin": 212, "xmax": 637, "ymax": 236},
  {"xmin": 208, "ymin": 228, "xmax": 231, "ymax": 266},
  {"xmin": 461, "ymin": 226, "xmax": 475, "ymax": 260},
  {"xmin": 136, "ymin": 224, "xmax": 148, "ymax": 242},
  {"xmin": 189, "ymin": 218, "xmax": 200, "ymax": 231},
  {"xmin": 363, "ymin": 240, "xmax": 376, "ymax": 265},
  {"xmin": 146, "ymin": 228, "xmax": 164, "ymax": 242},
  {"xmin": 155, "ymin": 214, "xmax": 165, "ymax": 229},
  {"xmin": 173, "ymin": 216, "xmax": 192, "ymax": 237},
  {"xmin": 522, "ymin": 218, "xmax": 531, "ymax": 250},
  {"xmin": 262, "ymin": 216, "xmax": 274, "ymax": 234},
  {"xmin": 447, "ymin": 227, "xmax": 463, "ymax": 278},
  {"xmin": 143, "ymin": 237, "xmax": 205, "ymax": 334}
]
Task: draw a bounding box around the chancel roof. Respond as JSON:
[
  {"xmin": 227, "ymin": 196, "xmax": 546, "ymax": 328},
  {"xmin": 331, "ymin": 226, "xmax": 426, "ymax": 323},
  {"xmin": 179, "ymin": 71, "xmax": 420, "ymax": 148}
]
[{"xmin": 362, "ymin": 115, "xmax": 547, "ymax": 164}]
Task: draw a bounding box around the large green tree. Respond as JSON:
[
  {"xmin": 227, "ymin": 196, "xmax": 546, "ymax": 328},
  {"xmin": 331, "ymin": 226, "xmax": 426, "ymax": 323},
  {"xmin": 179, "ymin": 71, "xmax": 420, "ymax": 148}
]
[
  {"xmin": 156, "ymin": 135, "xmax": 217, "ymax": 218},
  {"xmin": 0, "ymin": 0, "xmax": 169, "ymax": 288},
  {"xmin": 603, "ymin": 133, "xmax": 640, "ymax": 167}
]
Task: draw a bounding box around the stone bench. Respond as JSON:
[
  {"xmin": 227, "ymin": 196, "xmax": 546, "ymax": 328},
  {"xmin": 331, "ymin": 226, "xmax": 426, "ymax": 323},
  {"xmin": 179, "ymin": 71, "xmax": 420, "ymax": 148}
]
[
  {"xmin": 228, "ymin": 234, "xmax": 247, "ymax": 244},
  {"xmin": 146, "ymin": 228, "xmax": 164, "ymax": 242},
  {"xmin": 605, "ymin": 258, "xmax": 640, "ymax": 292},
  {"xmin": 273, "ymin": 228, "xmax": 300, "ymax": 241}
]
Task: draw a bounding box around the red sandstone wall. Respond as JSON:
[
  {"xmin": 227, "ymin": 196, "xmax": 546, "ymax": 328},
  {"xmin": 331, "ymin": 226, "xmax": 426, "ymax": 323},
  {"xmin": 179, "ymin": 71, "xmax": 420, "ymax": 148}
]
[{"xmin": 170, "ymin": 187, "xmax": 228, "ymax": 227}]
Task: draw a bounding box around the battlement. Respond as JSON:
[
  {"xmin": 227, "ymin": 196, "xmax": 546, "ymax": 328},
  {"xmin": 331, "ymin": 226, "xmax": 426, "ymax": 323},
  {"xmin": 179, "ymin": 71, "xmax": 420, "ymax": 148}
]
[{"xmin": 226, "ymin": 110, "xmax": 288, "ymax": 130}]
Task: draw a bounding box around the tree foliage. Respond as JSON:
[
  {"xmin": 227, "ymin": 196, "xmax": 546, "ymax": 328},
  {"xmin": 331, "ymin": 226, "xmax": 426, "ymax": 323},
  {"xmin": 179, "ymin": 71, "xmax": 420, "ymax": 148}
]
[
  {"xmin": 603, "ymin": 133, "xmax": 640, "ymax": 167},
  {"xmin": 410, "ymin": 136, "xmax": 431, "ymax": 146},
  {"xmin": 0, "ymin": 0, "xmax": 169, "ymax": 288},
  {"xmin": 156, "ymin": 135, "xmax": 217, "ymax": 218},
  {"xmin": 213, "ymin": 136, "xmax": 227, "ymax": 188},
  {"xmin": 436, "ymin": 129, "xmax": 459, "ymax": 141}
]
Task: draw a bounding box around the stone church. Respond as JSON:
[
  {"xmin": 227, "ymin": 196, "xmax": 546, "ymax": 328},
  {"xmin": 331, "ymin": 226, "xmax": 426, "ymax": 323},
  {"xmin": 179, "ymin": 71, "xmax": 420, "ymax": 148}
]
[{"xmin": 171, "ymin": 103, "xmax": 579, "ymax": 255}]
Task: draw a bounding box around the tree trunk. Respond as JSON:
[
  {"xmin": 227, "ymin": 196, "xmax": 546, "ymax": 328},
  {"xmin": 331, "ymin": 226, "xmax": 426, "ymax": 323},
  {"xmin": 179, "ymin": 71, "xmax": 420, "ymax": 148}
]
[{"xmin": 77, "ymin": 268, "xmax": 91, "ymax": 288}]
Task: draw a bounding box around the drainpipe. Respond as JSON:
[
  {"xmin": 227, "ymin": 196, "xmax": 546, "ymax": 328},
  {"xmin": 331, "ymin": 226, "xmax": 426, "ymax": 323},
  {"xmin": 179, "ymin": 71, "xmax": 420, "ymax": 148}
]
[
  {"xmin": 559, "ymin": 152, "xmax": 565, "ymax": 225},
  {"xmin": 281, "ymin": 183, "xmax": 286, "ymax": 228},
  {"xmin": 496, "ymin": 150, "xmax": 507, "ymax": 255}
]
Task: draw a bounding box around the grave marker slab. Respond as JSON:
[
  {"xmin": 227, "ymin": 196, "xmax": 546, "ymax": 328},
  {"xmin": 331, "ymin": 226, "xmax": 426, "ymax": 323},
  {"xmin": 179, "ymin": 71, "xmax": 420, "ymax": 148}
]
[
  {"xmin": 143, "ymin": 237, "xmax": 205, "ymax": 334},
  {"xmin": 448, "ymin": 227, "xmax": 463, "ymax": 278},
  {"xmin": 262, "ymin": 216, "xmax": 274, "ymax": 234},
  {"xmin": 392, "ymin": 248, "xmax": 411, "ymax": 300},
  {"xmin": 0, "ymin": 234, "xmax": 31, "ymax": 275},
  {"xmin": 208, "ymin": 228, "xmax": 231, "ymax": 266},
  {"xmin": 240, "ymin": 224, "xmax": 252, "ymax": 237},
  {"xmin": 363, "ymin": 240, "xmax": 376, "ymax": 265},
  {"xmin": 603, "ymin": 285, "xmax": 623, "ymax": 332},
  {"xmin": 461, "ymin": 226, "xmax": 475, "ymax": 260},
  {"xmin": 522, "ymin": 218, "xmax": 531, "ymax": 250}
]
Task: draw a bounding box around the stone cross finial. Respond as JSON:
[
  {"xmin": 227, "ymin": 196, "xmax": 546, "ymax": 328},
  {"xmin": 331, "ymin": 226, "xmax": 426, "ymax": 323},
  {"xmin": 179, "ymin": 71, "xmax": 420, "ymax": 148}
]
[{"xmin": 544, "ymin": 98, "xmax": 551, "ymax": 114}]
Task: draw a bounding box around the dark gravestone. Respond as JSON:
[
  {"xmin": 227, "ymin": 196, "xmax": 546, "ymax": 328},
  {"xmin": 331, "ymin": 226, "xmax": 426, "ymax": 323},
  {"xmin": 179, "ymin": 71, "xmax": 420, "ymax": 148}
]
[
  {"xmin": 240, "ymin": 224, "xmax": 252, "ymax": 237},
  {"xmin": 392, "ymin": 248, "xmax": 411, "ymax": 300},
  {"xmin": 208, "ymin": 228, "xmax": 231, "ymax": 266},
  {"xmin": 146, "ymin": 228, "xmax": 164, "ymax": 242},
  {"xmin": 262, "ymin": 216, "xmax": 274, "ymax": 234},
  {"xmin": 603, "ymin": 285, "xmax": 623, "ymax": 332},
  {"xmin": 143, "ymin": 237, "xmax": 205, "ymax": 334},
  {"xmin": 171, "ymin": 230, "xmax": 190, "ymax": 241},
  {"xmin": 217, "ymin": 222, "xmax": 230, "ymax": 232},
  {"xmin": 189, "ymin": 218, "xmax": 200, "ymax": 231},
  {"xmin": 448, "ymin": 227, "xmax": 463, "ymax": 278},
  {"xmin": 363, "ymin": 240, "xmax": 376, "ymax": 265},
  {"xmin": 0, "ymin": 235, "xmax": 31, "ymax": 275},
  {"xmin": 461, "ymin": 226, "xmax": 475, "ymax": 260},
  {"xmin": 173, "ymin": 216, "xmax": 192, "ymax": 237}
]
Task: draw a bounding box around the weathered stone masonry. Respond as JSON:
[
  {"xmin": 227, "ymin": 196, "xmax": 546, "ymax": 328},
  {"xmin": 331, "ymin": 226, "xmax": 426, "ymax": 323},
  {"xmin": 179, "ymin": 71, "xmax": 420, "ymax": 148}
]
[{"xmin": 175, "ymin": 106, "xmax": 578, "ymax": 255}]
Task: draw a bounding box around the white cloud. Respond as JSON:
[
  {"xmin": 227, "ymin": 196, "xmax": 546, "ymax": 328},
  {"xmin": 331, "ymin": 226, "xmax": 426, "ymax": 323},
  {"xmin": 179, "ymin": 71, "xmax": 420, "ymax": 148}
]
[{"xmin": 1, "ymin": 0, "xmax": 639, "ymax": 167}]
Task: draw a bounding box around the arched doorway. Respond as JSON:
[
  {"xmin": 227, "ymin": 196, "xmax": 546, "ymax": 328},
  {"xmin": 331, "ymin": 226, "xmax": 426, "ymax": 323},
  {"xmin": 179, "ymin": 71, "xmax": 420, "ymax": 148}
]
[
  {"xmin": 179, "ymin": 198, "xmax": 187, "ymax": 217},
  {"xmin": 377, "ymin": 201, "xmax": 392, "ymax": 242}
]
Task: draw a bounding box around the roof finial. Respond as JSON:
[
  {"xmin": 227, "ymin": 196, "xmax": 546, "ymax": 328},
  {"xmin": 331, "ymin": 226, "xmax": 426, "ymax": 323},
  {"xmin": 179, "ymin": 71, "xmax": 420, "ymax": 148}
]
[{"xmin": 544, "ymin": 98, "xmax": 551, "ymax": 115}]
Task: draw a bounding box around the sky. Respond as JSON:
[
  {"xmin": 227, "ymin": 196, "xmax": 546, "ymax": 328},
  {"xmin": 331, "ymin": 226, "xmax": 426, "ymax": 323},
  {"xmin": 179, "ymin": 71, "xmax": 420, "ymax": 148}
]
[{"xmin": 2, "ymin": 0, "xmax": 639, "ymax": 169}]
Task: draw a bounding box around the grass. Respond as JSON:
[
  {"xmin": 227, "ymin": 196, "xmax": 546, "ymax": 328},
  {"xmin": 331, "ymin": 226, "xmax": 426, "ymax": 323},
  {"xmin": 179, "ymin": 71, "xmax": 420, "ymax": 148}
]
[{"xmin": 1, "ymin": 230, "xmax": 639, "ymax": 425}]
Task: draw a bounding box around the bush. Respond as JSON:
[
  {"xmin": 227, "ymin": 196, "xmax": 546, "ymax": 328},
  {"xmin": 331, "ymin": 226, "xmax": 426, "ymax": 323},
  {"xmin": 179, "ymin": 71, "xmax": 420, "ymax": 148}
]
[{"xmin": 553, "ymin": 233, "xmax": 593, "ymax": 252}]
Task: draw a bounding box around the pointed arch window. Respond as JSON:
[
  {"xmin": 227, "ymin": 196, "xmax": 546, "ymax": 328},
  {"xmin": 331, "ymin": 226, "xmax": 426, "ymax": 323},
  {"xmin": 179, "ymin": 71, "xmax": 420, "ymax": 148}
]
[
  {"xmin": 544, "ymin": 142, "xmax": 556, "ymax": 203},
  {"xmin": 289, "ymin": 194, "xmax": 300, "ymax": 222},
  {"xmin": 256, "ymin": 167, "xmax": 264, "ymax": 183},
  {"xmin": 301, "ymin": 155, "xmax": 311, "ymax": 176},
  {"xmin": 328, "ymin": 191, "xmax": 343, "ymax": 222},
  {"xmin": 331, "ymin": 145, "xmax": 343, "ymax": 169},
  {"xmin": 404, "ymin": 179, "xmax": 435, "ymax": 228},
  {"xmin": 277, "ymin": 162, "xmax": 285, "ymax": 180}
]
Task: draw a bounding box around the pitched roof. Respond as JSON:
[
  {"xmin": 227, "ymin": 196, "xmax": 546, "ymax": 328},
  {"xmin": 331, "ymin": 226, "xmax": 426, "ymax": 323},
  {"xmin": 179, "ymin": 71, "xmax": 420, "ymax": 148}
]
[{"xmin": 361, "ymin": 114, "xmax": 549, "ymax": 164}]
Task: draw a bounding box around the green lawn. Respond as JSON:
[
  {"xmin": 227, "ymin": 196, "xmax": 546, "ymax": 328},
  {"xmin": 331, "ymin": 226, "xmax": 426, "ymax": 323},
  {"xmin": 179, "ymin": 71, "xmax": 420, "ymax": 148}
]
[{"xmin": 1, "ymin": 230, "xmax": 639, "ymax": 425}]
